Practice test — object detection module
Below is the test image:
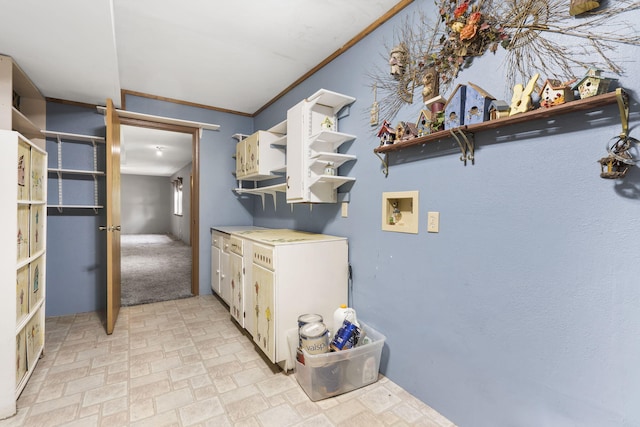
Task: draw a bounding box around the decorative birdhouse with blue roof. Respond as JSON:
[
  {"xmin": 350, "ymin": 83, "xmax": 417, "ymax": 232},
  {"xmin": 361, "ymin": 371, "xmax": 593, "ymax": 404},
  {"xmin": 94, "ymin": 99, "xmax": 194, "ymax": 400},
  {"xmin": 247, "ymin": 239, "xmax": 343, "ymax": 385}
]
[
  {"xmin": 464, "ymin": 83, "xmax": 495, "ymax": 125},
  {"xmin": 444, "ymin": 84, "xmax": 466, "ymax": 130},
  {"xmin": 572, "ymin": 68, "xmax": 614, "ymax": 99},
  {"xmin": 489, "ymin": 100, "xmax": 510, "ymax": 120}
]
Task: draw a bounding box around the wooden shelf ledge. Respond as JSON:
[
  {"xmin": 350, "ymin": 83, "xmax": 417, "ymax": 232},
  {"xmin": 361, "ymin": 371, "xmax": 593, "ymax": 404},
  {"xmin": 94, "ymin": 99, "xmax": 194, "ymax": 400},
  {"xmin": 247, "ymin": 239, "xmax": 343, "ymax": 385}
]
[{"xmin": 374, "ymin": 91, "xmax": 622, "ymax": 154}]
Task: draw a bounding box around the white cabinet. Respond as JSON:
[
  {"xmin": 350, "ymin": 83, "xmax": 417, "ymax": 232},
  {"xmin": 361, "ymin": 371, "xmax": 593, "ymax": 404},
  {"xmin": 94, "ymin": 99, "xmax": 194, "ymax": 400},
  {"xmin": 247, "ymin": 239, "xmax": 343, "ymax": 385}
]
[
  {"xmin": 211, "ymin": 225, "xmax": 264, "ymax": 312},
  {"xmin": 235, "ymin": 130, "xmax": 285, "ymax": 181},
  {"xmin": 1, "ymin": 130, "xmax": 47, "ymax": 419},
  {"xmin": 211, "ymin": 229, "xmax": 231, "ymax": 304},
  {"xmin": 238, "ymin": 229, "xmax": 349, "ymax": 370},
  {"xmin": 286, "ymin": 89, "xmax": 356, "ymax": 204}
]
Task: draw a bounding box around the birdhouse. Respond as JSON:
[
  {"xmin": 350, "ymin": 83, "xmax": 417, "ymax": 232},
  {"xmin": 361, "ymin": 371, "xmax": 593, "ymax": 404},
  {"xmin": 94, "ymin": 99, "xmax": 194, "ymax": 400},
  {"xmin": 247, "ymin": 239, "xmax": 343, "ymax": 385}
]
[
  {"xmin": 416, "ymin": 110, "xmax": 431, "ymax": 136},
  {"xmin": 395, "ymin": 122, "xmax": 407, "ymax": 141},
  {"xmin": 400, "ymin": 122, "xmax": 419, "ymax": 141},
  {"xmin": 539, "ymin": 79, "xmax": 575, "ymax": 108},
  {"xmin": 376, "ymin": 120, "xmax": 396, "ymax": 145},
  {"xmin": 598, "ymin": 153, "xmax": 631, "ymax": 179},
  {"xmin": 464, "ymin": 83, "xmax": 495, "ymax": 125},
  {"xmin": 444, "ymin": 84, "xmax": 467, "ymax": 130},
  {"xmin": 572, "ymin": 68, "xmax": 614, "ymax": 99},
  {"xmin": 488, "ymin": 100, "xmax": 510, "ymax": 120}
]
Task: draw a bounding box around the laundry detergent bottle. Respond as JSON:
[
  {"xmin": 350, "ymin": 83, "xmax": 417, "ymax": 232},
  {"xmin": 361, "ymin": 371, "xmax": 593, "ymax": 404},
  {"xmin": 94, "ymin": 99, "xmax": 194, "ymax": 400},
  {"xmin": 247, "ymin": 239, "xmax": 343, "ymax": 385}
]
[{"xmin": 333, "ymin": 304, "xmax": 358, "ymax": 333}]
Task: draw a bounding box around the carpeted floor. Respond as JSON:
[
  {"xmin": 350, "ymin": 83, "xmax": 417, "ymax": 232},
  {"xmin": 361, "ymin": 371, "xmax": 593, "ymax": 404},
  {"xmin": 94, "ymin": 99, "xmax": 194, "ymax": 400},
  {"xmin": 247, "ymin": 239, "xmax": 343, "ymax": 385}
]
[{"xmin": 120, "ymin": 233, "xmax": 193, "ymax": 306}]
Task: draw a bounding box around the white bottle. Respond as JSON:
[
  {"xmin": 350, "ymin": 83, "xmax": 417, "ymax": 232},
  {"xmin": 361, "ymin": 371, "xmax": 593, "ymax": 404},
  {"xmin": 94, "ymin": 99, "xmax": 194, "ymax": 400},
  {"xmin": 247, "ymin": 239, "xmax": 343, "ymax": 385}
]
[{"xmin": 333, "ymin": 304, "xmax": 358, "ymax": 333}]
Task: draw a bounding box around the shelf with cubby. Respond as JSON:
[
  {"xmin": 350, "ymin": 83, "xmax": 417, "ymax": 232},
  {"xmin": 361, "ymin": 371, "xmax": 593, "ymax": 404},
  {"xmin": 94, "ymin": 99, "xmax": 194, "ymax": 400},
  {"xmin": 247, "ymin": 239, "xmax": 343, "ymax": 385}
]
[
  {"xmin": 1, "ymin": 130, "xmax": 47, "ymax": 419},
  {"xmin": 43, "ymin": 130, "xmax": 105, "ymax": 213}
]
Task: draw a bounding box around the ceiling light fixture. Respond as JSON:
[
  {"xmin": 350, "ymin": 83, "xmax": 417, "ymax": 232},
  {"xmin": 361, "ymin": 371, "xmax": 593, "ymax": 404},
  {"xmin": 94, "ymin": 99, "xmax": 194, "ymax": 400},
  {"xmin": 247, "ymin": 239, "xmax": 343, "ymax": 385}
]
[{"xmin": 155, "ymin": 146, "xmax": 163, "ymax": 156}]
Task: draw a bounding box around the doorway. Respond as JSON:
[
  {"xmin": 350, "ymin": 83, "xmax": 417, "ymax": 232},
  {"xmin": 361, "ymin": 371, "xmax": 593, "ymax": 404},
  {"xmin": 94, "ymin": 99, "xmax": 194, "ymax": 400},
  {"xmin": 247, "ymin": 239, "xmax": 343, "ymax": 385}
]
[{"xmin": 117, "ymin": 121, "xmax": 200, "ymax": 305}]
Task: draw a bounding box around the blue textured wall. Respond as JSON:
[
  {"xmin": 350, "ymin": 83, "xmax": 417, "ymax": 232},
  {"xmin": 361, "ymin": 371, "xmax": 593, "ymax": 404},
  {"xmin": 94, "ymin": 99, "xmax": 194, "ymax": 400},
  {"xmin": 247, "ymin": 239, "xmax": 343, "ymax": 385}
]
[
  {"xmin": 46, "ymin": 102, "xmax": 107, "ymax": 317},
  {"xmin": 251, "ymin": 2, "xmax": 640, "ymax": 426}
]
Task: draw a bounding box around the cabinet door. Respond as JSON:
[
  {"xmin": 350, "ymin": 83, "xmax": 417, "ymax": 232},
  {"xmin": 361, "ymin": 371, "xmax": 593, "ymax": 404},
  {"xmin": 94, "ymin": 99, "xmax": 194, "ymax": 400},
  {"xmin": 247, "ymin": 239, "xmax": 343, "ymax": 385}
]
[
  {"xmin": 211, "ymin": 245, "xmax": 221, "ymax": 295},
  {"xmin": 253, "ymin": 263, "xmax": 275, "ymax": 362},
  {"xmin": 220, "ymin": 250, "xmax": 231, "ymax": 304},
  {"xmin": 286, "ymin": 101, "xmax": 305, "ymax": 202},
  {"xmin": 235, "ymin": 138, "xmax": 245, "ymax": 179},
  {"xmin": 245, "ymin": 132, "xmax": 258, "ymax": 176},
  {"xmin": 229, "ymin": 252, "xmax": 244, "ymax": 327}
]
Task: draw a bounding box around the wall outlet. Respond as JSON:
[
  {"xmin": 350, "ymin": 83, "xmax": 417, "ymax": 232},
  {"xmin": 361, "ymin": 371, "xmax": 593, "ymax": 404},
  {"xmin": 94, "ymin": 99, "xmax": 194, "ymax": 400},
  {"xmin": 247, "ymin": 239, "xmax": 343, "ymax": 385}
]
[
  {"xmin": 427, "ymin": 211, "xmax": 439, "ymax": 233},
  {"xmin": 341, "ymin": 202, "xmax": 348, "ymax": 218}
]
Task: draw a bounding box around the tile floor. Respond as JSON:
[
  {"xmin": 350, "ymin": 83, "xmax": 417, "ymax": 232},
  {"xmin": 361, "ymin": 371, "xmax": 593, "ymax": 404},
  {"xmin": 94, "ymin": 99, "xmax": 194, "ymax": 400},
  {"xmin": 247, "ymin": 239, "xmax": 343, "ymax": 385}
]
[{"xmin": 1, "ymin": 295, "xmax": 455, "ymax": 427}]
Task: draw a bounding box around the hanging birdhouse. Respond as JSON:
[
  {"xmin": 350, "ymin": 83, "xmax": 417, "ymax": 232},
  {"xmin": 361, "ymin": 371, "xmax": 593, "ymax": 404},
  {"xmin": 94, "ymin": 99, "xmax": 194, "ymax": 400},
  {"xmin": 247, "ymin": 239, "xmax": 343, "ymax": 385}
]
[
  {"xmin": 573, "ymin": 68, "xmax": 614, "ymax": 99},
  {"xmin": 389, "ymin": 44, "xmax": 408, "ymax": 79},
  {"xmin": 598, "ymin": 154, "xmax": 631, "ymax": 179},
  {"xmin": 598, "ymin": 136, "xmax": 635, "ymax": 179},
  {"xmin": 539, "ymin": 79, "xmax": 575, "ymax": 108}
]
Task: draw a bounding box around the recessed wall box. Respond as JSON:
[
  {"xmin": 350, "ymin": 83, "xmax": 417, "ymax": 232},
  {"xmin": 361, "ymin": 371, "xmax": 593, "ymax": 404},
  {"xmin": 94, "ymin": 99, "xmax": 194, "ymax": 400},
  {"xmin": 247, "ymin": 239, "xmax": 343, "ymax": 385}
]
[{"xmin": 381, "ymin": 191, "xmax": 419, "ymax": 234}]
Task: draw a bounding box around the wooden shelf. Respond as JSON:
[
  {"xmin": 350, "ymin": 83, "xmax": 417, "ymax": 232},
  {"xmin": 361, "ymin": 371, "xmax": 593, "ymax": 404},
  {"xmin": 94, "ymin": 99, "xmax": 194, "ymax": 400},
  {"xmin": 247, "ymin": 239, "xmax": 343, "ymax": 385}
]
[{"xmin": 374, "ymin": 91, "xmax": 621, "ymax": 154}]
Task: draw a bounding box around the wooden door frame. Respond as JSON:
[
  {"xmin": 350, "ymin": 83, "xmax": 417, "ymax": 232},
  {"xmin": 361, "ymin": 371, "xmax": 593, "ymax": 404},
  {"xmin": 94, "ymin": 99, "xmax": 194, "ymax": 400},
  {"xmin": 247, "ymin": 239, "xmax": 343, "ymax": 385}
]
[{"xmin": 118, "ymin": 117, "xmax": 200, "ymax": 295}]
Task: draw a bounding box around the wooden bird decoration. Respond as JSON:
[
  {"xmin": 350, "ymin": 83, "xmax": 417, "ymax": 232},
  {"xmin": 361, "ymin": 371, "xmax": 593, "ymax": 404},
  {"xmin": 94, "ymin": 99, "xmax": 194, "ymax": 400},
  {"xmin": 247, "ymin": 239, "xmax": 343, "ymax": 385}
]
[
  {"xmin": 509, "ymin": 73, "xmax": 540, "ymax": 116},
  {"xmin": 570, "ymin": 0, "xmax": 599, "ymax": 16}
]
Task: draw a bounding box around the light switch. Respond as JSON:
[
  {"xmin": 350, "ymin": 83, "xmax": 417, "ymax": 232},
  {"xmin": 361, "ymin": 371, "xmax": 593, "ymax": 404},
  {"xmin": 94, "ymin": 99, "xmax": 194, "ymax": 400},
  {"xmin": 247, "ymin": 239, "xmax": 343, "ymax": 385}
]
[
  {"xmin": 427, "ymin": 211, "xmax": 439, "ymax": 233},
  {"xmin": 341, "ymin": 202, "xmax": 348, "ymax": 218}
]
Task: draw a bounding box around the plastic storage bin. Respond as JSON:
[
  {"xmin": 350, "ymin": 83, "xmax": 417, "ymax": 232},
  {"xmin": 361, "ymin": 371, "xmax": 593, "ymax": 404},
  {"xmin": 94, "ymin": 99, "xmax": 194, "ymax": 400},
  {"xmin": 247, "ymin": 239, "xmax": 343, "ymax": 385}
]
[{"xmin": 290, "ymin": 321, "xmax": 385, "ymax": 401}]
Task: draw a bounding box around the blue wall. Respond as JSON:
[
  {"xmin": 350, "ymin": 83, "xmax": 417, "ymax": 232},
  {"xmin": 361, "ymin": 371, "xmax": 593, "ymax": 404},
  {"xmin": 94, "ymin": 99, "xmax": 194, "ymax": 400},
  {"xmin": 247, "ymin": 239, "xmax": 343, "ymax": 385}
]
[
  {"xmin": 251, "ymin": 2, "xmax": 640, "ymax": 427},
  {"xmin": 46, "ymin": 102, "xmax": 108, "ymax": 317},
  {"xmin": 45, "ymin": 2, "xmax": 640, "ymax": 425}
]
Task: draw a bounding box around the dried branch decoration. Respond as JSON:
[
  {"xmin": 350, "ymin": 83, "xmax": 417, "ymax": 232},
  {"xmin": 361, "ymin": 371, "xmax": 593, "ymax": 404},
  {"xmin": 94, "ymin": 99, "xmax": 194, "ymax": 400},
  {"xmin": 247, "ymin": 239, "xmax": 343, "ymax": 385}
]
[{"xmin": 372, "ymin": 0, "xmax": 640, "ymax": 121}]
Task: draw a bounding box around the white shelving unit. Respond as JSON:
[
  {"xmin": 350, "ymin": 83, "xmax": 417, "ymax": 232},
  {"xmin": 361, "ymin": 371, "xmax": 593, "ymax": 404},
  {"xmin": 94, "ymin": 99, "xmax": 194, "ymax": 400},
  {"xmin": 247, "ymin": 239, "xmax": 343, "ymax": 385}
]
[
  {"xmin": 286, "ymin": 89, "xmax": 357, "ymax": 204},
  {"xmin": 232, "ymin": 90, "xmax": 357, "ymax": 207},
  {"xmin": 43, "ymin": 131, "xmax": 105, "ymax": 212},
  {"xmin": 1, "ymin": 130, "xmax": 47, "ymax": 419},
  {"xmin": 1, "ymin": 55, "xmax": 47, "ymax": 420}
]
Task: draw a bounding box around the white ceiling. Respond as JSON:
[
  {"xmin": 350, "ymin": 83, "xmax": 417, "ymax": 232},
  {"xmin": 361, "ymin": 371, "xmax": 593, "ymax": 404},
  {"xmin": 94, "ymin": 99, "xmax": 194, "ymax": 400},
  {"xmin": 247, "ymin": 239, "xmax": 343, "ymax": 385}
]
[
  {"xmin": 0, "ymin": 0, "xmax": 403, "ymax": 113},
  {"xmin": 120, "ymin": 125, "xmax": 193, "ymax": 176},
  {"xmin": 0, "ymin": 0, "xmax": 407, "ymax": 175}
]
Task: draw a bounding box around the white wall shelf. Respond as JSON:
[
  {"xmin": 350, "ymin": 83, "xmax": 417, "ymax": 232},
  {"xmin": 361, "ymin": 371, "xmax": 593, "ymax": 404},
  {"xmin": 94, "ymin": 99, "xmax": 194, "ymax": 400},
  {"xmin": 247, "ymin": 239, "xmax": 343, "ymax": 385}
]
[
  {"xmin": 44, "ymin": 131, "xmax": 105, "ymax": 213},
  {"xmin": 234, "ymin": 183, "xmax": 286, "ymax": 210}
]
